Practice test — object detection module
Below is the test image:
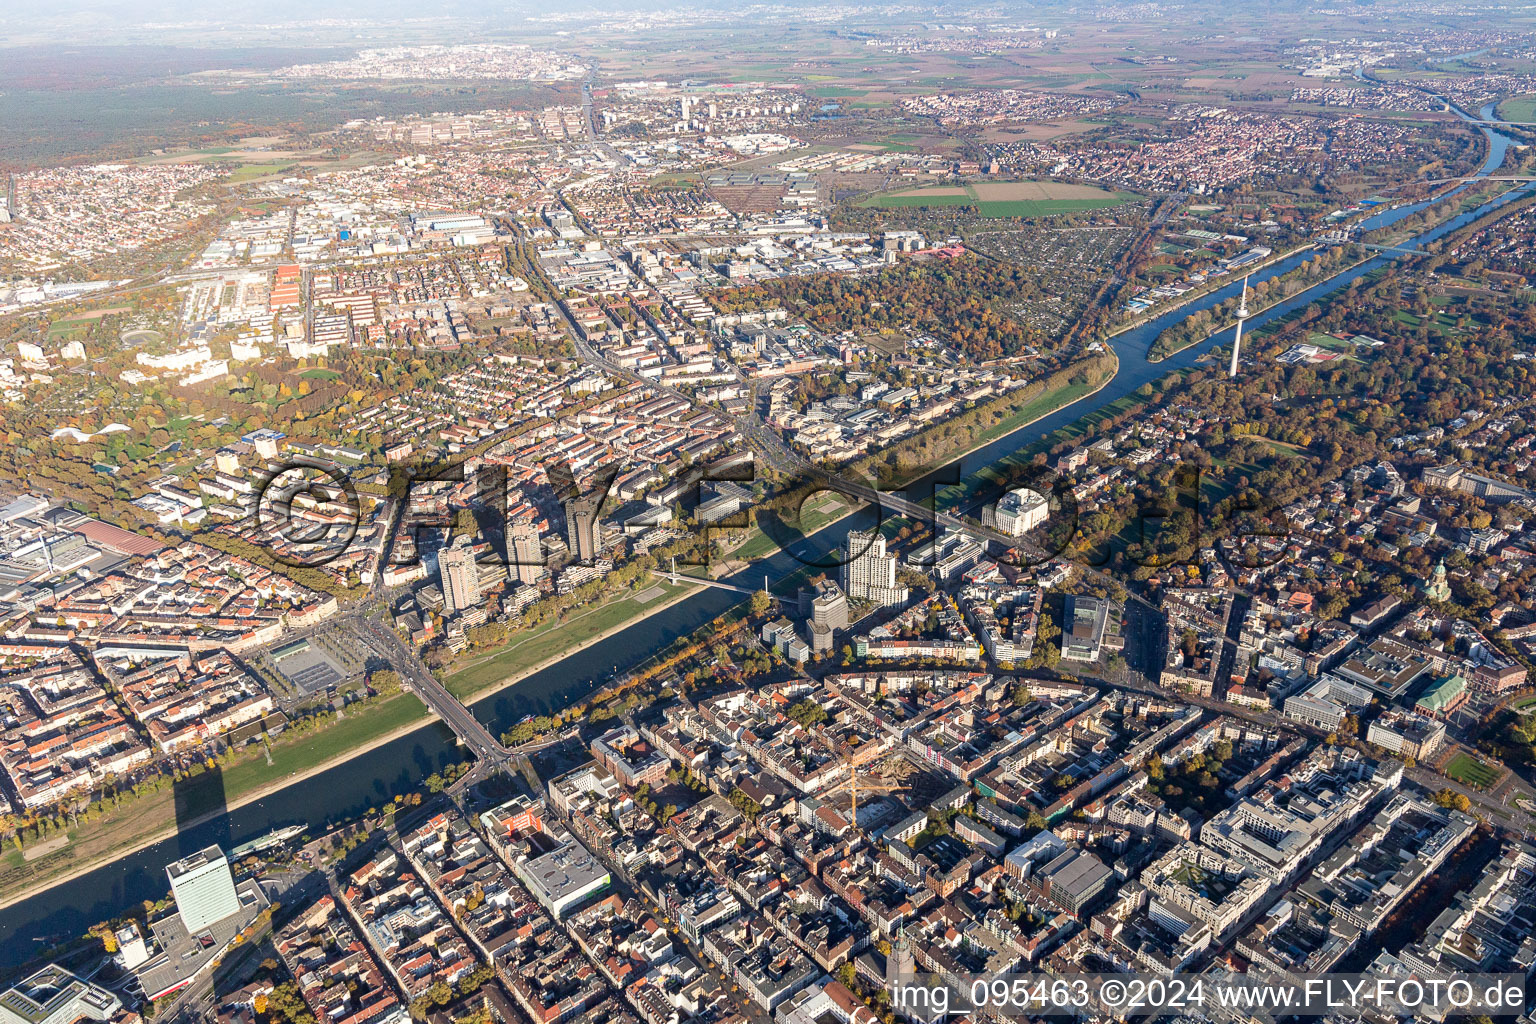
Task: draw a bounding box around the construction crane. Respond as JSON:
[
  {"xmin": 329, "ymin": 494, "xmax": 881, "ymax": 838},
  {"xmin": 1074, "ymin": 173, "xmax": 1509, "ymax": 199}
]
[
  {"xmin": 851, "ymin": 774, "xmax": 908, "ymax": 828},
  {"xmin": 833, "ymin": 766, "xmax": 909, "ymax": 828}
]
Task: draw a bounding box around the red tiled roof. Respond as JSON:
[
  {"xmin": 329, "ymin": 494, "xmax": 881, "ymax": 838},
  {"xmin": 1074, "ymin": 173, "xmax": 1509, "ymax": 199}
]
[{"xmin": 74, "ymin": 520, "xmax": 165, "ymax": 556}]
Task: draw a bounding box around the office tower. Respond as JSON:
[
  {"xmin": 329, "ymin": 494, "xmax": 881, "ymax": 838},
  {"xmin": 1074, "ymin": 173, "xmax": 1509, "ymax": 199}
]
[
  {"xmin": 806, "ymin": 580, "xmax": 848, "ymax": 654},
  {"xmin": 564, "ymin": 496, "xmax": 601, "ymax": 563},
  {"xmin": 809, "ymin": 581, "xmax": 849, "ymax": 631},
  {"xmin": 439, "ymin": 546, "xmax": 481, "ymax": 614},
  {"xmin": 841, "ymin": 530, "xmax": 909, "ymax": 607},
  {"xmin": 166, "ymin": 846, "xmax": 241, "ymax": 933},
  {"xmin": 511, "ymin": 522, "xmax": 544, "ymax": 586}
]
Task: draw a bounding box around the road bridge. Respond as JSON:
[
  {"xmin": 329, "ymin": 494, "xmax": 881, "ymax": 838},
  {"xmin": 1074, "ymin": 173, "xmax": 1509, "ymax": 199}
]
[
  {"xmin": 360, "ymin": 618, "xmax": 512, "ymax": 766},
  {"xmin": 815, "ymin": 472, "xmax": 1023, "ymax": 551}
]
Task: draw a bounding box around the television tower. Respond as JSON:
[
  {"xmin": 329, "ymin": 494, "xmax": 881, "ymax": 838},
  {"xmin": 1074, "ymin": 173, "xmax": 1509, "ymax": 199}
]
[{"xmin": 1228, "ymin": 274, "xmax": 1251, "ymax": 379}]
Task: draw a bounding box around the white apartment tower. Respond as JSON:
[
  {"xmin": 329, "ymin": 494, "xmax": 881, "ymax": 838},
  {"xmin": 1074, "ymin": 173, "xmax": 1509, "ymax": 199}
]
[
  {"xmin": 994, "ymin": 486, "xmax": 1049, "ymax": 537},
  {"xmin": 439, "ymin": 546, "xmax": 482, "ymax": 614},
  {"xmin": 510, "ymin": 522, "xmax": 544, "ymax": 586},
  {"xmin": 841, "ymin": 530, "xmax": 909, "ymax": 607}
]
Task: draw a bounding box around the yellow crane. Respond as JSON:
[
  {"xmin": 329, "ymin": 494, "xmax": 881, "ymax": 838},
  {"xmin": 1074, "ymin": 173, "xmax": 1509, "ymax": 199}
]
[{"xmin": 843, "ymin": 769, "xmax": 908, "ymax": 828}]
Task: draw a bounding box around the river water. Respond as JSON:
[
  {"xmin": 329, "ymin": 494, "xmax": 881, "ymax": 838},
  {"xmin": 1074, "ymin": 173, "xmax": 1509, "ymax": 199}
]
[{"xmin": 0, "ymin": 100, "xmax": 1529, "ymax": 961}]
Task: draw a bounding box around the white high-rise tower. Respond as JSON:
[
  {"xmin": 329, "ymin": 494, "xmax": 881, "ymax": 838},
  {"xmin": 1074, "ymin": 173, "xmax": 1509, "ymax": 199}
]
[
  {"xmin": 1228, "ymin": 274, "xmax": 1251, "ymax": 379},
  {"xmin": 166, "ymin": 846, "xmax": 241, "ymax": 933}
]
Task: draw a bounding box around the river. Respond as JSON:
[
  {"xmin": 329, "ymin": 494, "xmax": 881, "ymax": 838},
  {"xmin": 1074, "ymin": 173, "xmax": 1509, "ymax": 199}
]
[{"xmin": 0, "ymin": 98, "xmax": 1530, "ymax": 962}]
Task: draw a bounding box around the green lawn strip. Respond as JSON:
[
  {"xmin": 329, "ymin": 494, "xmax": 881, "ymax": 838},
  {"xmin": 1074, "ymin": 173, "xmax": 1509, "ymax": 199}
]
[
  {"xmin": 735, "ymin": 499, "xmax": 857, "ymax": 566},
  {"xmin": 973, "ymin": 377, "xmax": 1101, "ymax": 446},
  {"xmin": 215, "ymin": 691, "xmax": 432, "ymax": 801},
  {"xmin": 442, "ymin": 583, "xmax": 689, "ymax": 700},
  {"xmin": 0, "ymin": 691, "xmax": 433, "ymax": 903},
  {"xmin": 732, "ymin": 527, "xmax": 787, "ymax": 564}
]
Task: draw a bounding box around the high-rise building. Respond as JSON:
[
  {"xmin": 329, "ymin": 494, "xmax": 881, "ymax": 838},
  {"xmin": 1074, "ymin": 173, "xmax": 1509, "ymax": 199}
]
[
  {"xmin": 841, "ymin": 530, "xmax": 908, "ymax": 607},
  {"xmin": 1062, "ymin": 595, "xmax": 1110, "ymax": 663},
  {"xmin": 166, "ymin": 846, "xmax": 241, "ymax": 933},
  {"xmin": 510, "ymin": 522, "xmax": 544, "ymax": 586},
  {"xmin": 804, "ymin": 580, "xmax": 848, "ymax": 654},
  {"xmin": 439, "ymin": 546, "xmax": 481, "ymax": 614},
  {"xmin": 564, "ymin": 496, "xmax": 601, "ymax": 563},
  {"xmin": 809, "ymin": 581, "xmax": 848, "ymax": 631}
]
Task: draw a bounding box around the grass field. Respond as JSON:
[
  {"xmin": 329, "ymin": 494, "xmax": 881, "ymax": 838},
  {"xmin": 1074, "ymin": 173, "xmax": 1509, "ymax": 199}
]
[
  {"xmin": 735, "ymin": 494, "xmax": 856, "ymax": 563},
  {"xmin": 442, "ymin": 582, "xmax": 690, "ymax": 700},
  {"xmin": 227, "ymin": 162, "xmax": 295, "ymax": 183},
  {"xmin": 1445, "ymin": 751, "xmax": 1501, "ymax": 789},
  {"xmin": 969, "ymin": 182, "xmax": 1113, "ymax": 201},
  {"xmin": 1498, "ymin": 94, "xmax": 1536, "ymax": 123},
  {"xmin": 972, "ymin": 376, "xmax": 1103, "ymax": 449},
  {"xmin": 216, "ymin": 692, "xmax": 432, "ymax": 799},
  {"xmin": 300, "ymin": 368, "xmax": 341, "ymax": 381},
  {"xmin": 1306, "ymin": 332, "xmax": 1366, "ymax": 361},
  {"xmin": 858, "ymin": 180, "xmax": 1135, "ymax": 217}
]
